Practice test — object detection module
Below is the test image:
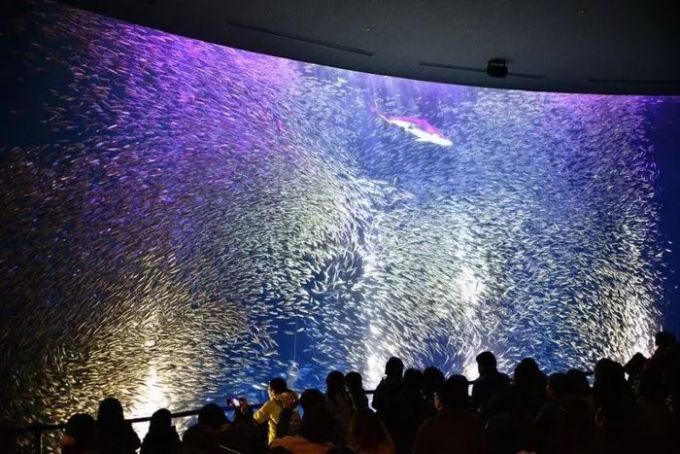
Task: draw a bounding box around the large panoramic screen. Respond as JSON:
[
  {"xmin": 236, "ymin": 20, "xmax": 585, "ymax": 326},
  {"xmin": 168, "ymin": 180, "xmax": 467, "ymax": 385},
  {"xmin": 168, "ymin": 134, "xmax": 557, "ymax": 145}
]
[{"xmin": 2, "ymin": 0, "xmax": 680, "ymax": 435}]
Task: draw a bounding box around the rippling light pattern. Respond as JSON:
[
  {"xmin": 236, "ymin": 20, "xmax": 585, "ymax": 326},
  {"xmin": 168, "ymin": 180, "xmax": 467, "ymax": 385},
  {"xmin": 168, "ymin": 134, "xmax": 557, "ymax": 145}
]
[{"xmin": 0, "ymin": 0, "xmax": 670, "ymax": 443}]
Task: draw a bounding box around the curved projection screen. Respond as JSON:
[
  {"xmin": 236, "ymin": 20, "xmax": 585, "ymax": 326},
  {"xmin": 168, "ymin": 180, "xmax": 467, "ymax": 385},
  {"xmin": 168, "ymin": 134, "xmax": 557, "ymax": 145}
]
[{"xmin": 1, "ymin": 0, "xmax": 679, "ymax": 428}]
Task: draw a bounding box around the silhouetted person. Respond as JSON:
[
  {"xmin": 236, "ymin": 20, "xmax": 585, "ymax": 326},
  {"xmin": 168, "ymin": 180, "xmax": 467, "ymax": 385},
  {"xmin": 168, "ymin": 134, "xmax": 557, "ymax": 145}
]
[
  {"xmin": 95, "ymin": 397, "xmax": 140, "ymax": 454},
  {"xmin": 297, "ymin": 388, "xmax": 343, "ymax": 445},
  {"xmin": 531, "ymin": 372, "xmax": 568, "ymax": 452},
  {"xmin": 634, "ymin": 373, "xmax": 675, "ymax": 453},
  {"xmin": 592, "ymin": 359, "xmax": 637, "ymax": 454},
  {"xmin": 184, "ymin": 402, "xmax": 255, "ymax": 454},
  {"xmin": 61, "ymin": 413, "xmax": 97, "ymax": 454},
  {"xmin": 648, "ymin": 331, "xmax": 679, "ymax": 379},
  {"xmin": 345, "ymin": 372, "xmax": 369, "ymax": 411},
  {"xmin": 325, "ymin": 371, "xmax": 353, "ymax": 434},
  {"xmin": 532, "ymin": 373, "xmax": 596, "ymax": 454},
  {"xmin": 414, "ymin": 375, "xmax": 483, "ymax": 454},
  {"xmin": 512, "ymin": 358, "xmax": 547, "ymax": 422},
  {"xmin": 648, "ymin": 331, "xmax": 680, "ymax": 414},
  {"xmin": 623, "ymin": 352, "xmax": 647, "ymax": 393},
  {"xmin": 141, "ymin": 409, "xmax": 180, "ymax": 454},
  {"xmin": 371, "ymin": 357, "xmax": 404, "ymax": 443},
  {"xmin": 564, "ymin": 369, "xmax": 591, "ymax": 398},
  {"xmin": 655, "ymin": 331, "xmax": 677, "ymax": 349},
  {"xmin": 422, "ymin": 367, "xmax": 445, "ymax": 408},
  {"xmin": 271, "ymin": 389, "xmax": 335, "ymax": 453},
  {"xmin": 593, "ymin": 358, "xmax": 634, "ymax": 407},
  {"xmin": 300, "ymin": 388, "xmax": 326, "ymax": 411},
  {"xmin": 483, "ymin": 380, "xmax": 522, "ymax": 454},
  {"xmin": 182, "ymin": 403, "xmax": 229, "ymax": 453},
  {"xmin": 347, "ymin": 409, "xmax": 395, "ymax": 454},
  {"xmin": 397, "ymin": 369, "xmax": 430, "ymax": 453},
  {"xmin": 471, "ymin": 351, "xmax": 510, "ymax": 413}
]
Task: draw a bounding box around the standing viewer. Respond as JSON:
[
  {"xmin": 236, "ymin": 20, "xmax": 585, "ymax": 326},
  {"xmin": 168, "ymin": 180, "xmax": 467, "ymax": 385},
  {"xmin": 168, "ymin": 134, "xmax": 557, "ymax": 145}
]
[
  {"xmin": 95, "ymin": 397, "xmax": 141, "ymax": 454},
  {"xmin": 414, "ymin": 375, "xmax": 484, "ymax": 454},
  {"xmin": 253, "ymin": 377, "xmax": 298, "ymax": 445},
  {"xmin": 471, "ymin": 351, "xmax": 510, "ymax": 413},
  {"xmin": 372, "ymin": 357, "xmax": 404, "ymax": 440}
]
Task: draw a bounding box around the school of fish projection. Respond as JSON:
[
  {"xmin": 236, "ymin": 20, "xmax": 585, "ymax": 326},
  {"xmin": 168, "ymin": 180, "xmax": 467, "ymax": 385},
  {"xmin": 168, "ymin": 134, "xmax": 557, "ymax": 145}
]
[{"xmin": 0, "ymin": 0, "xmax": 668, "ymax": 437}]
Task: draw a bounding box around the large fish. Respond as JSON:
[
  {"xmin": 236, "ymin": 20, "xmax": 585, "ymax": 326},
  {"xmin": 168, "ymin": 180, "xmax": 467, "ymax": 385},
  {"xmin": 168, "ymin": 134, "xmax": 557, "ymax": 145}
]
[{"xmin": 373, "ymin": 101, "xmax": 453, "ymax": 147}]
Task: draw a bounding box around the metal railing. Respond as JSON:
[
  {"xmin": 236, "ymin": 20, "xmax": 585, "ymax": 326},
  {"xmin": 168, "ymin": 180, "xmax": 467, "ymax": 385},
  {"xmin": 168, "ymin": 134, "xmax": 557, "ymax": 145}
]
[
  {"xmin": 13, "ymin": 403, "xmax": 260, "ymax": 454},
  {"xmin": 12, "ymin": 390, "xmax": 376, "ymax": 454}
]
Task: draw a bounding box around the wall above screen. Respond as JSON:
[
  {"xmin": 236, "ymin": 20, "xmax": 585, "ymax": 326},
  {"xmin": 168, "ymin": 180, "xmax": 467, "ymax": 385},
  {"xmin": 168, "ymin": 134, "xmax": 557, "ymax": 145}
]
[{"xmin": 51, "ymin": 0, "xmax": 680, "ymax": 95}]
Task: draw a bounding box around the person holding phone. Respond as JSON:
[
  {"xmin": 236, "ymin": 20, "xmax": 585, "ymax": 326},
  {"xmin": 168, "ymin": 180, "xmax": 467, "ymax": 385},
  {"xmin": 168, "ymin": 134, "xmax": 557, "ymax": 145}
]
[{"xmin": 239, "ymin": 377, "xmax": 299, "ymax": 445}]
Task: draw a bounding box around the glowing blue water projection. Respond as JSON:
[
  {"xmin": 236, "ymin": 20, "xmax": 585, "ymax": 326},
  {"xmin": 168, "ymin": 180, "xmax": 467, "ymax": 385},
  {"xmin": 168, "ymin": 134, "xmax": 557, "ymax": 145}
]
[{"xmin": 1, "ymin": 0, "xmax": 678, "ymax": 433}]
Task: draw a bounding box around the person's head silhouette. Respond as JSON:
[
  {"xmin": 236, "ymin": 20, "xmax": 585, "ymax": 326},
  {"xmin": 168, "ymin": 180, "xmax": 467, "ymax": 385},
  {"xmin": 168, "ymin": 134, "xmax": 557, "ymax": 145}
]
[
  {"xmin": 385, "ymin": 357, "xmax": 404, "ymax": 379},
  {"xmin": 435, "ymin": 375, "xmax": 469, "ymax": 411},
  {"xmin": 326, "ymin": 370, "xmax": 346, "ymax": 398},
  {"xmin": 513, "ymin": 357, "xmax": 543, "ymax": 389},
  {"xmin": 63, "ymin": 413, "xmax": 96, "ymax": 450},
  {"xmin": 546, "ymin": 373, "xmax": 569, "ymax": 400},
  {"xmin": 476, "ymin": 351, "xmax": 498, "ymax": 375},
  {"xmin": 149, "ymin": 408, "xmax": 172, "ymax": 433},
  {"xmin": 300, "ymin": 388, "xmax": 326, "ymax": 411},
  {"xmin": 565, "ymin": 369, "xmax": 590, "ymax": 396},
  {"xmin": 423, "ymin": 367, "xmax": 445, "ymax": 395},
  {"xmin": 198, "ymin": 403, "xmax": 228, "ymax": 431},
  {"xmin": 268, "ymin": 377, "xmax": 288, "ymax": 399},
  {"xmin": 345, "ymin": 371, "xmax": 364, "ymax": 391},
  {"xmin": 97, "ymin": 397, "xmax": 125, "ymax": 429},
  {"xmin": 655, "ymin": 331, "xmax": 677, "ymax": 349},
  {"xmin": 403, "ymin": 368, "xmax": 424, "ymax": 391}
]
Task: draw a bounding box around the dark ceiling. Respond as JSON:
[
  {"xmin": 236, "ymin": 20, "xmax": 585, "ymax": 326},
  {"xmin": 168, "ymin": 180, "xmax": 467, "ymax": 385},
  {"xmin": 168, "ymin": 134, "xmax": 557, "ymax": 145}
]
[{"xmin": 57, "ymin": 0, "xmax": 680, "ymax": 95}]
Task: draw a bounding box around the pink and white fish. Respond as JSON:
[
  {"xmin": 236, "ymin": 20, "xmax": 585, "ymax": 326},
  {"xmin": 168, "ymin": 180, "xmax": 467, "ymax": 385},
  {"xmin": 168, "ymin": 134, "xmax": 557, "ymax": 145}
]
[{"xmin": 373, "ymin": 101, "xmax": 453, "ymax": 147}]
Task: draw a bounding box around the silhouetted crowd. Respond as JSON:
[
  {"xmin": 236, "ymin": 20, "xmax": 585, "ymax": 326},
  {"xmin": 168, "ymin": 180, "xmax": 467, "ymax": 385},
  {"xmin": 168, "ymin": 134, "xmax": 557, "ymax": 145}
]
[{"xmin": 10, "ymin": 331, "xmax": 680, "ymax": 454}]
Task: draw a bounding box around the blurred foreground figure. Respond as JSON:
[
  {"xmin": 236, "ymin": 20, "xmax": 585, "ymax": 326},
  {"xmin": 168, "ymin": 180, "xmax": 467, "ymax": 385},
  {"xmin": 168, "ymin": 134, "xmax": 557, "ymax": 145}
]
[
  {"xmin": 345, "ymin": 372, "xmax": 369, "ymax": 411},
  {"xmin": 141, "ymin": 409, "xmax": 180, "ymax": 454},
  {"xmin": 271, "ymin": 389, "xmax": 335, "ymax": 453},
  {"xmin": 347, "ymin": 408, "xmax": 395, "ymax": 454},
  {"xmin": 413, "ymin": 375, "xmax": 483, "ymax": 454},
  {"xmin": 95, "ymin": 398, "xmax": 140, "ymax": 454},
  {"xmin": 182, "ymin": 403, "xmax": 229, "ymax": 453},
  {"xmin": 325, "ymin": 371, "xmax": 353, "ymax": 435},
  {"xmin": 61, "ymin": 413, "xmax": 97, "ymax": 454},
  {"xmin": 531, "ymin": 372, "xmax": 596, "ymax": 454}
]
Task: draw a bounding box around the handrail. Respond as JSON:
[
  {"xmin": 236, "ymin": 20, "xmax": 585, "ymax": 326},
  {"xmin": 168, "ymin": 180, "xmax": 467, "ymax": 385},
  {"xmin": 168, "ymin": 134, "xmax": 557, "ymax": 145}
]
[
  {"xmin": 14, "ymin": 404, "xmax": 257, "ymax": 434},
  {"xmin": 10, "ymin": 404, "xmax": 265, "ymax": 454},
  {"xmin": 15, "ymin": 391, "xmax": 377, "ymax": 433},
  {"xmin": 9, "ymin": 390, "xmax": 376, "ymax": 454}
]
